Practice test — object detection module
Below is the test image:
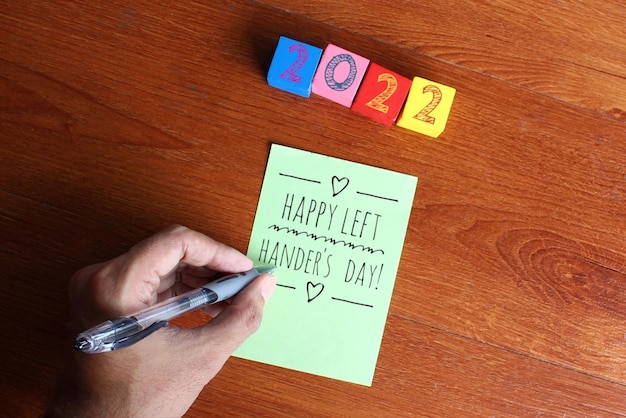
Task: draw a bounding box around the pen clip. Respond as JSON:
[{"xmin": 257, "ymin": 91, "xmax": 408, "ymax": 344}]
[{"xmin": 112, "ymin": 320, "xmax": 168, "ymax": 351}]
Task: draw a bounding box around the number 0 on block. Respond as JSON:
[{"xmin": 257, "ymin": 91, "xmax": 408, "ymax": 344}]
[
  {"xmin": 311, "ymin": 44, "xmax": 370, "ymax": 108},
  {"xmin": 396, "ymin": 77, "xmax": 456, "ymax": 138}
]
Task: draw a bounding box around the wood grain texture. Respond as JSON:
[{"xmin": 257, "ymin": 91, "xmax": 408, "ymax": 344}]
[
  {"xmin": 1, "ymin": 0, "xmax": 625, "ymax": 416},
  {"xmin": 262, "ymin": 0, "xmax": 626, "ymax": 121}
]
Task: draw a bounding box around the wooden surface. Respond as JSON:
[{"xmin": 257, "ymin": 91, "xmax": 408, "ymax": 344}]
[{"xmin": 1, "ymin": 1, "xmax": 625, "ymax": 416}]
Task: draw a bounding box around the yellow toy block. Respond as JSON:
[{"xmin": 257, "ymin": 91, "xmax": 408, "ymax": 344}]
[{"xmin": 397, "ymin": 77, "xmax": 456, "ymax": 138}]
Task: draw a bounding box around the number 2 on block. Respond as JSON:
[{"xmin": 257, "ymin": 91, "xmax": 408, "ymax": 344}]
[
  {"xmin": 396, "ymin": 77, "xmax": 456, "ymax": 138},
  {"xmin": 279, "ymin": 44, "xmax": 308, "ymax": 83},
  {"xmin": 365, "ymin": 73, "xmax": 398, "ymax": 114},
  {"xmin": 414, "ymin": 85, "xmax": 442, "ymax": 124}
]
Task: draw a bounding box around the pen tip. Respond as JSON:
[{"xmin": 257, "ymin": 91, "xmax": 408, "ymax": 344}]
[
  {"xmin": 256, "ymin": 266, "xmax": 277, "ymax": 275},
  {"xmin": 74, "ymin": 338, "xmax": 91, "ymax": 352}
]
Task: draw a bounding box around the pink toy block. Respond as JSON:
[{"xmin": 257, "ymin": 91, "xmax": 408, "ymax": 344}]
[{"xmin": 311, "ymin": 44, "xmax": 370, "ymax": 108}]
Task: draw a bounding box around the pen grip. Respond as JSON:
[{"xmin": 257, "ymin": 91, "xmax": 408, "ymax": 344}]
[{"xmin": 202, "ymin": 269, "xmax": 261, "ymax": 302}]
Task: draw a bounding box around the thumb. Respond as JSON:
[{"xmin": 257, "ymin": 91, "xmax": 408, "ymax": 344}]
[{"xmin": 199, "ymin": 273, "xmax": 276, "ymax": 358}]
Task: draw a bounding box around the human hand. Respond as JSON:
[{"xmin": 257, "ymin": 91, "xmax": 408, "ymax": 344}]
[{"xmin": 46, "ymin": 225, "xmax": 276, "ymax": 418}]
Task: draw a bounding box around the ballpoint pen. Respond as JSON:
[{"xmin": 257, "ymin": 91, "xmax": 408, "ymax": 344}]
[{"xmin": 74, "ymin": 266, "xmax": 276, "ymax": 354}]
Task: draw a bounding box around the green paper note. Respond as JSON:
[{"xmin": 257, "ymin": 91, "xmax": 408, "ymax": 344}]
[{"xmin": 235, "ymin": 144, "xmax": 418, "ymax": 386}]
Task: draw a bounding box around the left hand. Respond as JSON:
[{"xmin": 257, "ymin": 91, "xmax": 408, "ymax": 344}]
[{"xmin": 46, "ymin": 225, "xmax": 276, "ymax": 417}]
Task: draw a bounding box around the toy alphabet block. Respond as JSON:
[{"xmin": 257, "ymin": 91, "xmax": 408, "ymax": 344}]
[
  {"xmin": 396, "ymin": 77, "xmax": 456, "ymax": 138},
  {"xmin": 267, "ymin": 36, "xmax": 323, "ymax": 98},
  {"xmin": 351, "ymin": 63, "xmax": 412, "ymax": 126},
  {"xmin": 312, "ymin": 44, "xmax": 370, "ymax": 107}
]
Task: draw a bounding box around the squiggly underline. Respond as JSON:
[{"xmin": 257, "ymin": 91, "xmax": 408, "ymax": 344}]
[{"xmin": 267, "ymin": 224, "xmax": 385, "ymax": 255}]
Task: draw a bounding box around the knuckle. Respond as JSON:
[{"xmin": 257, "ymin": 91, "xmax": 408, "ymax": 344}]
[
  {"xmin": 166, "ymin": 223, "xmax": 186, "ymax": 232},
  {"xmin": 234, "ymin": 303, "xmax": 263, "ymax": 335},
  {"xmin": 163, "ymin": 224, "xmax": 189, "ymax": 238}
]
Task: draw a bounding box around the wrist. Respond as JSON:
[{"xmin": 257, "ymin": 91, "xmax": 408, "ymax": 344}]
[{"xmin": 45, "ymin": 349, "xmax": 132, "ymax": 418}]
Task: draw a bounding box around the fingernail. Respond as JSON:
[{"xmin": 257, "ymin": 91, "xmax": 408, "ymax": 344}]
[{"xmin": 261, "ymin": 275, "xmax": 276, "ymax": 301}]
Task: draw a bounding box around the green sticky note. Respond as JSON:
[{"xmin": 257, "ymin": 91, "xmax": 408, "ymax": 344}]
[{"xmin": 234, "ymin": 144, "xmax": 418, "ymax": 386}]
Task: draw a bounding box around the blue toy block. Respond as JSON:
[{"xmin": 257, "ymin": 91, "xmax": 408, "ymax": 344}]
[{"xmin": 267, "ymin": 36, "xmax": 323, "ymax": 98}]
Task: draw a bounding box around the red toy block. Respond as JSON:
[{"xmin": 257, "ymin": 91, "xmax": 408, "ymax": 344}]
[{"xmin": 351, "ymin": 63, "xmax": 412, "ymax": 126}]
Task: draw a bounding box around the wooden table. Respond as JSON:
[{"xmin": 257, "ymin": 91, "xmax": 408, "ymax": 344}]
[{"xmin": 2, "ymin": 1, "xmax": 625, "ymax": 416}]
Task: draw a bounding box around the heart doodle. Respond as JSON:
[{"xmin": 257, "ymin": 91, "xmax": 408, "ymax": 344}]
[
  {"xmin": 306, "ymin": 282, "xmax": 325, "ymax": 302},
  {"xmin": 331, "ymin": 176, "xmax": 349, "ymax": 197}
]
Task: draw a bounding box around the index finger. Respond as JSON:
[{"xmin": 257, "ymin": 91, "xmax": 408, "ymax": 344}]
[{"xmin": 127, "ymin": 225, "xmax": 253, "ymax": 295}]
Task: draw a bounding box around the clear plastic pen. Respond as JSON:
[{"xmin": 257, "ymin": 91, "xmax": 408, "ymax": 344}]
[{"xmin": 74, "ymin": 266, "xmax": 275, "ymax": 354}]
